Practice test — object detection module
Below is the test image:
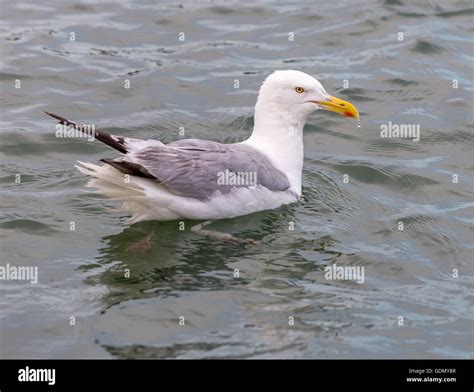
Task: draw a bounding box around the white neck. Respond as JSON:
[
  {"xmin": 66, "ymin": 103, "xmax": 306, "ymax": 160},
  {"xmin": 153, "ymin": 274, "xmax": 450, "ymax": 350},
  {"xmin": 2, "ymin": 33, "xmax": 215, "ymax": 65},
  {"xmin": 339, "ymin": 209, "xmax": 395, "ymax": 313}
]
[{"xmin": 243, "ymin": 99, "xmax": 307, "ymax": 196}]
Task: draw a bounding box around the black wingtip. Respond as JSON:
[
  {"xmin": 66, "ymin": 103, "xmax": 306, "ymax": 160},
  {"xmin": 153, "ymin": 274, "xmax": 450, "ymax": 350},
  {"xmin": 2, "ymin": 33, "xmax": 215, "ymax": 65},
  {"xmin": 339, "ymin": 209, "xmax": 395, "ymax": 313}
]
[
  {"xmin": 44, "ymin": 111, "xmax": 73, "ymax": 125},
  {"xmin": 44, "ymin": 111, "xmax": 59, "ymax": 119},
  {"xmin": 45, "ymin": 111, "xmax": 129, "ymax": 154},
  {"xmin": 101, "ymin": 158, "xmax": 155, "ymax": 179}
]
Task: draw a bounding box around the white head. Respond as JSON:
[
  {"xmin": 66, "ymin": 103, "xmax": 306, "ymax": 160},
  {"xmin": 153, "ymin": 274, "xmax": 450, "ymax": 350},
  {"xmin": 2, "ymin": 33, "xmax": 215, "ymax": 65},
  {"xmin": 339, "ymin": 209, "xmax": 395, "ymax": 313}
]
[
  {"xmin": 254, "ymin": 70, "xmax": 359, "ymax": 128},
  {"xmin": 247, "ymin": 70, "xmax": 360, "ymax": 197}
]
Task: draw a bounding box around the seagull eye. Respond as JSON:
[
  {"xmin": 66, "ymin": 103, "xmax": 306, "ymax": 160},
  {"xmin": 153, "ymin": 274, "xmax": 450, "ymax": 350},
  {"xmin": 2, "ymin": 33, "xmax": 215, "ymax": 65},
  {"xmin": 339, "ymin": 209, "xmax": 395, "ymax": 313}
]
[{"xmin": 295, "ymin": 87, "xmax": 305, "ymax": 93}]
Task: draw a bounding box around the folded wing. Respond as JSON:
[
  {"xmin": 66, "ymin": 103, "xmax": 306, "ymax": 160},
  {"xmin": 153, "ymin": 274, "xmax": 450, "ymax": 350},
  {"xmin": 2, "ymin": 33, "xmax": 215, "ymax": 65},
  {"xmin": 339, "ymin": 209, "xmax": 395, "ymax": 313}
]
[
  {"xmin": 44, "ymin": 112, "xmax": 290, "ymax": 201},
  {"xmin": 110, "ymin": 139, "xmax": 290, "ymax": 200}
]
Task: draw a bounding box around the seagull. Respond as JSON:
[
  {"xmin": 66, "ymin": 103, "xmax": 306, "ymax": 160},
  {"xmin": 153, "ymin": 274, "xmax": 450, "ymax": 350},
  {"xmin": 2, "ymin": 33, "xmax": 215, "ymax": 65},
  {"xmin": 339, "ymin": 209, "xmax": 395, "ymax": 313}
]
[{"xmin": 45, "ymin": 70, "xmax": 359, "ymax": 224}]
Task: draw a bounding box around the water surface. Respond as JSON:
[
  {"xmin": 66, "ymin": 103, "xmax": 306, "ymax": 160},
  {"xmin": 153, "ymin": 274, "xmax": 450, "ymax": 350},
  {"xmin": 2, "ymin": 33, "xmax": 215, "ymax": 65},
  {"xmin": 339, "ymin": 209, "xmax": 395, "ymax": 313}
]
[{"xmin": 0, "ymin": 0, "xmax": 473, "ymax": 358}]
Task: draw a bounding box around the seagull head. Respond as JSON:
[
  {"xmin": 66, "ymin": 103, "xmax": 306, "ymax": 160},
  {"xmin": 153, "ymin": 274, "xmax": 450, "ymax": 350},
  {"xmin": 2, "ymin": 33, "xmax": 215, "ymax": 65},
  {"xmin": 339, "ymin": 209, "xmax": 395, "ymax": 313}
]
[{"xmin": 256, "ymin": 70, "xmax": 360, "ymax": 125}]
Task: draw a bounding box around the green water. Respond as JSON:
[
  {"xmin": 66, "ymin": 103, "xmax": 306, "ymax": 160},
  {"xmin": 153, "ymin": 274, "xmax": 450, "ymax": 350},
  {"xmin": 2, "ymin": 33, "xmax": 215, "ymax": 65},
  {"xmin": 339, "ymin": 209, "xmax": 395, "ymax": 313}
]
[{"xmin": 0, "ymin": 1, "xmax": 472, "ymax": 358}]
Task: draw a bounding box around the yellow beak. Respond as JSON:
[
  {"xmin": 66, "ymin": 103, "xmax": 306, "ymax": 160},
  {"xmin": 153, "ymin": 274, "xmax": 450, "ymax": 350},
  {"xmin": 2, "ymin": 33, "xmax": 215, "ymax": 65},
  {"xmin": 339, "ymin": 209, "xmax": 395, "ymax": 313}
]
[{"xmin": 314, "ymin": 95, "xmax": 360, "ymax": 124}]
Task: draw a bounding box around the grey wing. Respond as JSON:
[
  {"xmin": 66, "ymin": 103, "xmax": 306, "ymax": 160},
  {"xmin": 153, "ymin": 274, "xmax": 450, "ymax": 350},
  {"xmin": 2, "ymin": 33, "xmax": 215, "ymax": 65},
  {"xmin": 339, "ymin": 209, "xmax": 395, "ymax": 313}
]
[{"xmin": 117, "ymin": 140, "xmax": 290, "ymax": 200}]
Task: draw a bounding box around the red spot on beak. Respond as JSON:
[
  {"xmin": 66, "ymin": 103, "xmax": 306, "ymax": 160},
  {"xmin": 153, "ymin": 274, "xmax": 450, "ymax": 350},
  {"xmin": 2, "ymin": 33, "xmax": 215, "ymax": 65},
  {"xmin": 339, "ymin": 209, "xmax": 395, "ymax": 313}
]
[{"xmin": 344, "ymin": 111, "xmax": 355, "ymax": 117}]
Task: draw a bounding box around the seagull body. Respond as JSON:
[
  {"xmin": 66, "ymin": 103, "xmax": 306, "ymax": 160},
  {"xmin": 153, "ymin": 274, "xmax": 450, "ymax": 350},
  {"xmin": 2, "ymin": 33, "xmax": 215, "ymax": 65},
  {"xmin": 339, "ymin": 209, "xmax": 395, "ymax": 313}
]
[{"xmin": 46, "ymin": 70, "xmax": 359, "ymax": 223}]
